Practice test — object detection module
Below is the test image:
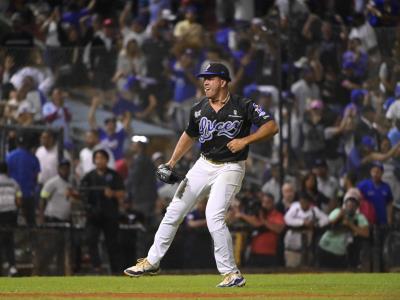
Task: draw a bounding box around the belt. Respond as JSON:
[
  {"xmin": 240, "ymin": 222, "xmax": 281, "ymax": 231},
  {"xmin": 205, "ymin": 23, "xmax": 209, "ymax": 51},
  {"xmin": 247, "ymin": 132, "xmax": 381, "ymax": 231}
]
[{"xmin": 200, "ymin": 154, "xmax": 230, "ymax": 165}]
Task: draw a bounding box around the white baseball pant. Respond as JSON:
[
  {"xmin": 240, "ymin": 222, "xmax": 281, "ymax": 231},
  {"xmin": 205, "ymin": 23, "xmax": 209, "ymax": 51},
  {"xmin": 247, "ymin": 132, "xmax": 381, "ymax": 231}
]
[{"xmin": 147, "ymin": 156, "xmax": 245, "ymax": 274}]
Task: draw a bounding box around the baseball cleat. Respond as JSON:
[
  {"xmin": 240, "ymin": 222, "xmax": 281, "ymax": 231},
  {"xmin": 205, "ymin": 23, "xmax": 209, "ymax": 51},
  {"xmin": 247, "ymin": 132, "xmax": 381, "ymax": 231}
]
[
  {"xmin": 124, "ymin": 258, "xmax": 160, "ymax": 277},
  {"xmin": 216, "ymin": 271, "xmax": 246, "ymax": 287}
]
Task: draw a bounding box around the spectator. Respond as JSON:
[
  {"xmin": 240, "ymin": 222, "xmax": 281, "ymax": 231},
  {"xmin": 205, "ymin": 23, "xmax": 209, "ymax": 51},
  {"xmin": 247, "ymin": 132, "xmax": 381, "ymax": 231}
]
[
  {"xmin": 0, "ymin": 161, "xmax": 22, "ymax": 277},
  {"xmin": 1, "ymin": 12, "xmax": 34, "ymax": 68},
  {"xmin": 357, "ymin": 163, "xmax": 393, "ymax": 225},
  {"xmin": 42, "ymin": 87, "xmax": 72, "ymax": 145},
  {"xmin": 141, "ymin": 23, "xmax": 172, "ymax": 122},
  {"xmin": 56, "ymin": 21, "xmax": 88, "ymax": 87},
  {"xmin": 348, "ymin": 13, "xmax": 378, "ymax": 55},
  {"xmin": 168, "ymin": 48, "xmax": 200, "ymax": 131},
  {"xmin": 236, "ymin": 192, "xmax": 285, "ymax": 267},
  {"xmin": 39, "ymin": 159, "xmax": 78, "ymax": 223},
  {"xmin": 119, "ymin": 2, "xmax": 147, "ymax": 47},
  {"xmin": 301, "ymin": 171, "xmax": 331, "ymax": 214},
  {"xmin": 277, "ymin": 182, "xmax": 297, "ymax": 214},
  {"xmin": 354, "ymin": 105, "xmax": 380, "ymax": 147},
  {"xmin": 261, "ymin": 163, "xmax": 281, "ymax": 204},
  {"xmin": 6, "ymin": 133, "xmax": 40, "ymax": 226},
  {"xmin": 301, "ymin": 99, "xmax": 326, "ymax": 168},
  {"xmin": 113, "ymin": 74, "xmax": 159, "ymax": 123},
  {"xmin": 9, "ymin": 48, "xmax": 54, "ymax": 96},
  {"xmin": 342, "ymin": 38, "xmax": 369, "ymax": 80},
  {"xmin": 385, "ymin": 82, "xmax": 400, "ymax": 123},
  {"xmin": 88, "ymin": 95, "xmax": 132, "ymax": 161},
  {"xmin": 61, "ymin": 0, "xmax": 96, "ymax": 31},
  {"xmin": 312, "ymin": 159, "xmax": 339, "ymax": 213},
  {"xmin": 291, "ymin": 66, "xmax": 320, "ymax": 121},
  {"xmin": 367, "ymin": 0, "xmax": 400, "ymax": 27},
  {"xmin": 318, "ymin": 190, "xmax": 369, "ymax": 269},
  {"xmin": 172, "ymin": 6, "xmax": 204, "ymax": 55},
  {"xmin": 347, "ymin": 135, "xmax": 377, "ymax": 180},
  {"xmin": 80, "ymin": 149, "xmax": 125, "ymax": 274},
  {"xmin": 126, "ymin": 136, "xmax": 158, "ymax": 222},
  {"xmin": 35, "ymin": 130, "xmax": 59, "ymax": 186},
  {"xmin": 37, "ymin": 158, "xmax": 79, "ymax": 275},
  {"xmin": 77, "ymin": 129, "xmax": 115, "ymax": 179},
  {"xmin": 85, "ymin": 18, "xmax": 118, "ymax": 90},
  {"xmin": 387, "ymin": 117, "xmax": 400, "ymax": 147},
  {"xmin": 15, "ymin": 100, "xmax": 36, "ymax": 127},
  {"xmin": 284, "ymin": 192, "xmax": 329, "ymax": 267},
  {"xmin": 113, "ymin": 37, "xmax": 147, "ymax": 93}
]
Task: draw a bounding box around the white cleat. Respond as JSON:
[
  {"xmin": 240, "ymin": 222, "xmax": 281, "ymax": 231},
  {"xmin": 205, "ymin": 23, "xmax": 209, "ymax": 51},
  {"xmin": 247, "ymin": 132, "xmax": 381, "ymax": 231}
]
[
  {"xmin": 124, "ymin": 258, "xmax": 160, "ymax": 277},
  {"xmin": 216, "ymin": 271, "xmax": 246, "ymax": 287}
]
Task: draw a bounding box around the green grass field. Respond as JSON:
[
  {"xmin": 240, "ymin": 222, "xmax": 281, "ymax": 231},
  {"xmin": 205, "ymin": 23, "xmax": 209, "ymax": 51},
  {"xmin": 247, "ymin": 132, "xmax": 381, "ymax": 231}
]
[{"xmin": 0, "ymin": 273, "xmax": 399, "ymax": 300}]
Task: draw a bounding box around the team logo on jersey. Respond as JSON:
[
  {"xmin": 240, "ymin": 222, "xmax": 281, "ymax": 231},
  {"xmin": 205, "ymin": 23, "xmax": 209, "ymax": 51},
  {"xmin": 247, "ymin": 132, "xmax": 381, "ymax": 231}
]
[
  {"xmin": 194, "ymin": 110, "xmax": 201, "ymax": 118},
  {"xmin": 198, "ymin": 117, "xmax": 243, "ymax": 143},
  {"xmin": 253, "ymin": 103, "xmax": 266, "ymax": 117}
]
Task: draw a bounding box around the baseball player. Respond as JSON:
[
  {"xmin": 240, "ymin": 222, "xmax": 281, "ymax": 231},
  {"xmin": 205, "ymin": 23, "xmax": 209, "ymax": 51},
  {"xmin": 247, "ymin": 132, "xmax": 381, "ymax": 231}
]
[{"xmin": 124, "ymin": 62, "xmax": 279, "ymax": 287}]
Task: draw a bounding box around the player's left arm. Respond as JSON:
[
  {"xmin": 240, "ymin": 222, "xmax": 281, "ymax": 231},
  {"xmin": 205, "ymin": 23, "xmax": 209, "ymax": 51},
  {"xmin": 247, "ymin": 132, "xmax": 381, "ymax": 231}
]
[{"xmin": 227, "ymin": 120, "xmax": 278, "ymax": 153}]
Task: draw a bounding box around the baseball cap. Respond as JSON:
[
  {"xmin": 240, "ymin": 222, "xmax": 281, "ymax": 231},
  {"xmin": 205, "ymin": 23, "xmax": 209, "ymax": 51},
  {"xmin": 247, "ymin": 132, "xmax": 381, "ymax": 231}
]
[
  {"xmin": 103, "ymin": 18, "xmax": 113, "ymax": 27},
  {"xmin": 343, "ymin": 188, "xmax": 361, "ymax": 204},
  {"xmin": 58, "ymin": 159, "xmax": 71, "ymax": 167},
  {"xmin": 361, "ymin": 135, "xmax": 376, "ymax": 149},
  {"xmin": 351, "ymin": 89, "xmax": 367, "ymax": 104},
  {"xmin": 313, "ymin": 158, "xmax": 327, "ymax": 168},
  {"xmin": 309, "ymin": 99, "xmax": 323, "ymax": 110},
  {"xmin": 371, "ymin": 161, "xmax": 384, "ymax": 171},
  {"xmin": 197, "ymin": 63, "xmax": 231, "ymax": 81}
]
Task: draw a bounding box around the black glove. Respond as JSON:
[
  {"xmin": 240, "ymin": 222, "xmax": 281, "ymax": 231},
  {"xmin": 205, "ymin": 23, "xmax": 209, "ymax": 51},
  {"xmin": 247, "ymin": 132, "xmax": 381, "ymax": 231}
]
[{"xmin": 156, "ymin": 164, "xmax": 182, "ymax": 184}]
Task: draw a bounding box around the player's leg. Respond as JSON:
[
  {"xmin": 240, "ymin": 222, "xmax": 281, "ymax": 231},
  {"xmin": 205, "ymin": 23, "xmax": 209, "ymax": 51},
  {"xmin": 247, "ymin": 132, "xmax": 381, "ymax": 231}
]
[
  {"xmin": 124, "ymin": 159, "xmax": 211, "ymax": 276},
  {"xmin": 206, "ymin": 161, "xmax": 246, "ymax": 287}
]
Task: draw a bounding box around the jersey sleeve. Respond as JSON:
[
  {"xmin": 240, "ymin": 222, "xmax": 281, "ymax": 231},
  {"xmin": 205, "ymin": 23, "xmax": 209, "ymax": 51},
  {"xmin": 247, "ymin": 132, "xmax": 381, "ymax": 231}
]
[
  {"xmin": 185, "ymin": 105, "xmax": 200, "ymax": 138},
  {"xmin": 245, "ymin": 99, "xmax": 274, "ymax": 127},
  {"xmin": 40, "ymin": 179, "xmax": 55, "ymax": 199}
]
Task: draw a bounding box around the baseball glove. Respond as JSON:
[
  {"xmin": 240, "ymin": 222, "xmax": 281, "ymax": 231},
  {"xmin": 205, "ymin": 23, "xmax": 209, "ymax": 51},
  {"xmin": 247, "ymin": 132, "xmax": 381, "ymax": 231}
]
[{"xmin": 156, "ymin": 164, "xmax": 182, "ymax": 184}]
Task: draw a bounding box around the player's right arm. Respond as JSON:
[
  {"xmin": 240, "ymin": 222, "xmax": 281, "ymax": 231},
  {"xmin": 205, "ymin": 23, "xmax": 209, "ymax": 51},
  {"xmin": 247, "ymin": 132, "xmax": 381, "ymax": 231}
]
[{"xmin": 167, "ymin": 132, "xmax": 195, "ymax": 168}]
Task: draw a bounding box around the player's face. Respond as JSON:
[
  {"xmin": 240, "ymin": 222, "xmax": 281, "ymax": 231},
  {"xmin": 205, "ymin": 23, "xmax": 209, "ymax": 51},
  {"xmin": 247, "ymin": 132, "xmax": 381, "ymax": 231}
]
[{"xmin": 203, "ymin": 76, "xmax": 224, "ymax": 99}]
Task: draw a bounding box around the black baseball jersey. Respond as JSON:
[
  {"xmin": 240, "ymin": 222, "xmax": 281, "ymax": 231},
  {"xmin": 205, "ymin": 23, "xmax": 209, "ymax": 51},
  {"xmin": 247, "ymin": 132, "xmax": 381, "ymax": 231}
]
[
  {"xmin": 185, "ymin": 94, "xmax": 273, "ymax": 162},
  {"xmin": 80, "ymin": 168, "xmax": 124, "ymax": 218}
]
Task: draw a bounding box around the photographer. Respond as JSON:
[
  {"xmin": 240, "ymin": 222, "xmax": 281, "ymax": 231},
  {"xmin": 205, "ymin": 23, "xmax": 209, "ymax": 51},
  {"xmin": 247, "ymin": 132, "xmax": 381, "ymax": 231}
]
[
  {"xmin": 318, "ymin": 191, "xmax": 369, "ymax": 269},
  {"xmin": 234, "ymin": 193, "xmax": 285, "ymax": 268},
  {"xmin": 284, "ymin": 192, "xmax": 329, "ymax": 267}
]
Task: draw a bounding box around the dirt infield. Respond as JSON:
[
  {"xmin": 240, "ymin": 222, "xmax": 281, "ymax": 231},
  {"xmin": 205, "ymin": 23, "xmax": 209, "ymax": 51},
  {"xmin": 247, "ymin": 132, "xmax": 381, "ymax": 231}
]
[{"xmin": 0, "ymin": 292, "xmax": 397, "ymax": 299}]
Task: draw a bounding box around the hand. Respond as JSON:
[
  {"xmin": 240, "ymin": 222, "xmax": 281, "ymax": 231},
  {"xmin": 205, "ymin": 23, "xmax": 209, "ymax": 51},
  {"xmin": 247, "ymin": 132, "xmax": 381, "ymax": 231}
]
[
  {"xmin": 303, "ymin": 219, "xmax": 314, "ymax": 228},
  {"xmin": 240, "ymin": 54, "xmax": 251, "ymax": 67},
  {"xmin": 342, "ymin": 217, "xmax": 351, "ymax": 227},
  {"xmin": 104, "ymin": 187, "xmax": 114, "ymax": 198},
  {"xmin": 234, "ymin": 210, "xmax": 242, "ymax": 219},
  {"xmin": 227, "ymin": 138, "xmax": 248, "ymax": 153}
]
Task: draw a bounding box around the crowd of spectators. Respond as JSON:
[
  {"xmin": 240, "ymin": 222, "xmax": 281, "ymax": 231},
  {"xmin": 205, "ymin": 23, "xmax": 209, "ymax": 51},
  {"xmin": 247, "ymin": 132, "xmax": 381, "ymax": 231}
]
[{"xmin": 0, "ymin": 0, "xmax": 400, "ymax": 275}]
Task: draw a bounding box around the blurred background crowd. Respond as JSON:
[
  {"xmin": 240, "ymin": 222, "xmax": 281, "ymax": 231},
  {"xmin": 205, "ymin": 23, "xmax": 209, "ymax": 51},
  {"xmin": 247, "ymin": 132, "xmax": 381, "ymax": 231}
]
[{"xmin": 0, "ymin": 0, "xmax": 400, "ymax": 276}]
